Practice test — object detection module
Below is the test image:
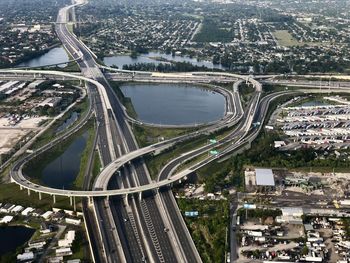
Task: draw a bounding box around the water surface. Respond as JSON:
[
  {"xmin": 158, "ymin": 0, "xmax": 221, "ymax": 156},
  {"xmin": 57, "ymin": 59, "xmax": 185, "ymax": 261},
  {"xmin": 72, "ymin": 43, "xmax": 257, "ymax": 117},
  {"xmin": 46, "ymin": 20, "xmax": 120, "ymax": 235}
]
[
  {"xmin": 56, "ymin": 112, "xmax": 79, "ymax": 134},
  {"xmin": 0, "ymin": 226, "xmax": 35, "ymax": 255},
  {"xmin": 41, "ymin": 131, "xmax": 88, "ymax": 189},
  {"xmin": 17, "ymin": 46, "xmax": 69, "ymax": 68},
  {"xmin": 120, "ymin": 83, "xmax": 225, "ymax": 125},
  {"xmin": 104, "ymin": 51, "xmax": 227, "ymax": 70}
]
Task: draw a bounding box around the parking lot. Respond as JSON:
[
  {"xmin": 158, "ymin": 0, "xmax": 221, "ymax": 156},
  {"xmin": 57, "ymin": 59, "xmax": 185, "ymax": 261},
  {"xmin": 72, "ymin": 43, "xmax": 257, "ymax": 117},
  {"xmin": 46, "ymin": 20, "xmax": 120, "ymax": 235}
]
[{"xmin": 270, "ymin": 96, "xmax": 350, "ymax": 151}]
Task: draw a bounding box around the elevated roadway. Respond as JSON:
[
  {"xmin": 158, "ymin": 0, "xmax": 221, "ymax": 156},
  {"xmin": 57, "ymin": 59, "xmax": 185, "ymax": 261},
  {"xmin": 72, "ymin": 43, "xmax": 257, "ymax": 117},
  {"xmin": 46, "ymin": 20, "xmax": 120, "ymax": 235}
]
[
  {"xmin": 4, "ymin": 1, "xmax": 309, "ymax": 262},
  {"xmin": 9, "ymin": 77, "xmax": 249, "ymax": 197},
  {"xmin": 54, "ymin": 1, "xmax": 200, "ymax": 261}
]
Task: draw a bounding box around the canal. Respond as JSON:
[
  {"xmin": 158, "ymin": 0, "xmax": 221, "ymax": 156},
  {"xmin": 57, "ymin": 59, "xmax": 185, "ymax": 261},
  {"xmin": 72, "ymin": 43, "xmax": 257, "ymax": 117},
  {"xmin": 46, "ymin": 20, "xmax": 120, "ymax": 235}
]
[{"xmin": 40, "ymin": 131, "xmax": 88, "ymax": 189}]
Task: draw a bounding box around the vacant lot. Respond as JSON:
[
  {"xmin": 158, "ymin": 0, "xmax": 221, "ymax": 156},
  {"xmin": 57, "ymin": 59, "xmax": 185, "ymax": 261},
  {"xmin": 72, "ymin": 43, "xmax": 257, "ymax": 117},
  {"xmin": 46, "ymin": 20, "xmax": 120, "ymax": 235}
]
[
  {"xmin": 0, "ymin": 116, "xmax": 47, "ymax": 154},
  {"xmin": 273, "ymin": 30, "xmax": 302, "ymax": 47}
]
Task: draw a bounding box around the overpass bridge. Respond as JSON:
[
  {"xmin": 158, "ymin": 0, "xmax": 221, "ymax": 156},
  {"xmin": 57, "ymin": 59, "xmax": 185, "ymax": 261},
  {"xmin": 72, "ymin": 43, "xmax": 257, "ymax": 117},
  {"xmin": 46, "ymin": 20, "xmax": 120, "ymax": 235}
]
[
  {"xmin": 5, "ymin": 69, "xmax": 260, "ymax": 199},
  {"xmin": 7, "ymin": 74, "xmax": 350, "ymax": 200}
]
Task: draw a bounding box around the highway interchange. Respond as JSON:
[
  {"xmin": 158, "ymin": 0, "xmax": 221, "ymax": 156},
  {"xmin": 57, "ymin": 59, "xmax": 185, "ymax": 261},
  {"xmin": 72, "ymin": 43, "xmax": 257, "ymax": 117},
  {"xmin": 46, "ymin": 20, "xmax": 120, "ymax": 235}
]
[{"xmin": 3, "ymin": 0, "xmax": 350, "ymax": 262}]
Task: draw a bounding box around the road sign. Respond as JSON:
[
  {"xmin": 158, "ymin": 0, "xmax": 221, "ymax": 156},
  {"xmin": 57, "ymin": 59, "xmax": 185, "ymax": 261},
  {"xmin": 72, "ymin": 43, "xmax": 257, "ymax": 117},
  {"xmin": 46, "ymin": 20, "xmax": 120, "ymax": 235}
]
[
  {"xmin": 243, "ymin": 204, "xmax": 256, "ymax": 210},
  {"xmin": 185, "ymin": 211, "xmax": 199, "ymax": 217},
  {"xmin": 209, "ymin": 150, "xmax": 219, "ymax": 155},
  {"xmin": 209, "ymin": 139, "xmax": 217, "ymax": 144}
]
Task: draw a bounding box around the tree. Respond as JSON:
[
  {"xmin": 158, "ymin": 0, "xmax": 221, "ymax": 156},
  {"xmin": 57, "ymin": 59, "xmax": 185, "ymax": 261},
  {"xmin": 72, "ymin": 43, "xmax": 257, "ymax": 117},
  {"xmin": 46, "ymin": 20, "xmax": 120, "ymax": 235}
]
[
  {"xmin": 301, "ymin": 245, "xmax": 309, "ymax": 255},
  {"xmin": 130, "ymin": 50, "xmax": 138, "ymax": 59}
]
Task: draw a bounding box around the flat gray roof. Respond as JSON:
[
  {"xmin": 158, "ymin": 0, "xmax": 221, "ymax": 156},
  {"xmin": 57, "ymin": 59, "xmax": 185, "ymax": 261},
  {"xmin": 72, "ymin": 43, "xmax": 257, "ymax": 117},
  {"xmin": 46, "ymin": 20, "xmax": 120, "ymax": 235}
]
[{"xmin": 255, "ymin": 168, "xmax": 275, "ymax": 186}]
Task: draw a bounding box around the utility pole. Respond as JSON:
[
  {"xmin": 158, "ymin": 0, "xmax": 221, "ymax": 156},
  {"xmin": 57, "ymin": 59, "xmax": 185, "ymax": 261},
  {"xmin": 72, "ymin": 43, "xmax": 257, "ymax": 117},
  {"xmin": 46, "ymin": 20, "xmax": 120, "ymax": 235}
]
[{"xmin": 224, "ymin": 226, "xmax": 228, "ymax": 263}]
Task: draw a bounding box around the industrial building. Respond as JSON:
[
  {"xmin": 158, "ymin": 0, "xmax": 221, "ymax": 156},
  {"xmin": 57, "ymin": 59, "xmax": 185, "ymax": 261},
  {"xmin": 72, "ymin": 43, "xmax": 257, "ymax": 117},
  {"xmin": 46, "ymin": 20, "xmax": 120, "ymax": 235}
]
[
  {"xmin": 245, "ymin": 168, "xmax": 276, "ymax": 192},
  {"xmin": 0, "ymin": 81, "xmax": 27, "ymax": 97},
  {"xmin": 38, "ymin": 97, "xmax": 62, "ymax": 108}
]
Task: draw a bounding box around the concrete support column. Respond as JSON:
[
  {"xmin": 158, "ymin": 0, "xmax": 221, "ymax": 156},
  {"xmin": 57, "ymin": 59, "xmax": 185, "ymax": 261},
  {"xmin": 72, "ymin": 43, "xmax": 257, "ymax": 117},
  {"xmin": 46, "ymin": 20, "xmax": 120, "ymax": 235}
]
[
  {"xmin": 39, "ymin": 192, "xmax": 42, "ymax": 200},
  {"xmin": 70, "ymin": 196, "xmax": 73, "ymax": 206},
  {"xmin": 73, "ymin": 196, "xmax": 76, "ymax": 211},
  {"xmin": 88, "ymin": 196, "xmax": 93, "ymax": 205},
  {"xmin": 53, "ymin": 195, "xmax": 56, "ymax": 204},
  {"xmin": 20, "ymin": 185, "xmax": 23, "ymax": 190},
  {"xmin": 123, "ymin": 194, "xmax": 129, "ymax": 207},
  {"xmin": 138, "ymin": 192, "xmax": 142, "ymax": 201},
  {"xmin": 27, "ymin": 189, "xmax": 30, "ymax": 196}
]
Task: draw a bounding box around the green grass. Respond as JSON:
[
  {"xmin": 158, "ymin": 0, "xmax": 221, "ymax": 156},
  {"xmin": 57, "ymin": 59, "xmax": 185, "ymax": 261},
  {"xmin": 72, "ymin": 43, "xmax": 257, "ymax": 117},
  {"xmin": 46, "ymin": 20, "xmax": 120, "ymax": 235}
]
[
  {"xmin": 145, "ymin": 135, "xmax": 208, "ymax": 179},
  {"xmin": 67, "ymin": 23, "xmax": 74, "ymax": 33},
  {"xmin": 273, "ymin": 30, "xmax": 302, "ymax": 47},
  {"xmin": 286, "ymin": 95, "xmax": 339, "ymax": 108},
  {"xmin": 239, "ymin": 82, "xmax": 256, "ymax": 108},
  {"xmin": 144, "ymin": 121, "xmax": 236, "ymax": 179},
  {"xmin": 0, "ymin": 166, "xmax": 12, "ymax": 183},
  {"xmin": 132, "ymin": 124, "xmax": 193, "ymax": 147},
  {"xmin": 273, "ymin": 31, "xmax": 328, "ymax": 48},
  {"xmin": 0, "ymin": 183, "xmax": 81, "ymax": 211},
  {"xmin": 177, "ymin": 199, "xmax": 229, "ymax": 263},
  {"xmin": 73, "ymin": 121, "xmax": 96, "ymax": 189},
  {"xmin": 90, "ymin": 153, "xmax": 102, "ymax": 188},
  {"xmin": 66, "ymin": 228, "xmax": 91, "ymax": 261},
  {"xmin": 109, "ymin": 82, "xmax": 138, "ymax": 119},
  {"xmin": 32, "ymin": 97, "xmax": 88, "ymax": 150},
  {"xmin": 194, "ymin": 19, "xmax": 233, "ymax": 43},
  {"xmin": 175, "ymin": 152, "xmax": 208, "ymax": 174},
  {"xmin": 55, "ymin": 61, "xmax": 81, "ymax": 72}
]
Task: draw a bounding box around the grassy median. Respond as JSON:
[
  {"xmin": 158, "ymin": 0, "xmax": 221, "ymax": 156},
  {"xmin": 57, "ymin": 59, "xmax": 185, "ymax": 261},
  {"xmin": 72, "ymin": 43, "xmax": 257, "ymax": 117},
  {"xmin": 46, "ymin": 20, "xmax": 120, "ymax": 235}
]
[{"xmin": 132, "ymin": 124, "xmax": 193, "ymax": 147}]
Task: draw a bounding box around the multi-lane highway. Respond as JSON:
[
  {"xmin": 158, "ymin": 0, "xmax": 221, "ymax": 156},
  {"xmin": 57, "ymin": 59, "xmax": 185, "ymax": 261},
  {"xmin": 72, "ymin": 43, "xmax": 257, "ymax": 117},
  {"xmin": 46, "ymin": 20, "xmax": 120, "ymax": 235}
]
[
  {"xmin": 5, "ymin": 0, "xmax": 342, "ymax": 262},
  {"xmin": 56, "ymin": 0, "xmax": 205, "ymax": 262}
]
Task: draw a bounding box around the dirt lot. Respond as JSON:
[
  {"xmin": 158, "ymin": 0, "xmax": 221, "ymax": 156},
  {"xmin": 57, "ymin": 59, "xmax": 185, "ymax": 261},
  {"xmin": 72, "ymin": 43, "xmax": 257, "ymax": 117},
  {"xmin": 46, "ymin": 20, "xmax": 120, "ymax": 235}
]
[{"xmin": 0, "ymin": 116, "xmax": 47, "ymax": 154}]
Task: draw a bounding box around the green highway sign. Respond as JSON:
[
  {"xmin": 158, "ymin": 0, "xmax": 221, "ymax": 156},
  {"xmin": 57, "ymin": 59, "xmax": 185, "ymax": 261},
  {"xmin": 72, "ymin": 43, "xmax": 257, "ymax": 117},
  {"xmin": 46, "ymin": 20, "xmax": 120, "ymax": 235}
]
[
  {"xmin": 209, "ymin": 139, "xmax": 217, "ymax": 144},
  {"xmin": 209, "ymin": 150, "xmax": 219, "ymax": 155}
]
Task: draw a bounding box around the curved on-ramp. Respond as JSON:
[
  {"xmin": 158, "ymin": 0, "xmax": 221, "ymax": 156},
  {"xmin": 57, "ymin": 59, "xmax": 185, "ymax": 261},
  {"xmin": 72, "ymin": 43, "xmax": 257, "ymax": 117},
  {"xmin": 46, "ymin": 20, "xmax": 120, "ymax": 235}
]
[{"xmin": 7, "ymin": 69, "xmax": 263, "ymax": 197}]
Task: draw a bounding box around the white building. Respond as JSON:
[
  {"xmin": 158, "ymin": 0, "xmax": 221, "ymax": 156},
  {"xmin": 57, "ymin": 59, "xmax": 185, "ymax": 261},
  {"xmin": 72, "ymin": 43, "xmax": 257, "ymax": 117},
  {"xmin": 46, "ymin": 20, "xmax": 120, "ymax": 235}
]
[
  {"xmin": 17, "ymin": 252, "xmax": 34, "ymax": 262},
  {"xmin": 56, "ymin": 247, "xmax": 72, "ymax": 257},
  {"xmin": 58, "ymin": 230, "xmax": 76, "ymax": 247},
  {"xmin": 65, "ymin": 218, "xmax": 81, "ymax": 225},
  {"xmin": 41, "ymin": 211, "xmax": 53, "ymax": 220},
  {"xmin": 38, "ymin": 97, "xmax": 62, "ymax": 108},
  {"xmin": 11, "ymin": 205, "xmax": 24, "ymax": 213},
  {"xmin": 0, "ymin": 215, "xmax": 14, "ymax": 224},
  {"xmin": 21, "ymin": 207, "xmax": 34, "ymax": 216}
]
